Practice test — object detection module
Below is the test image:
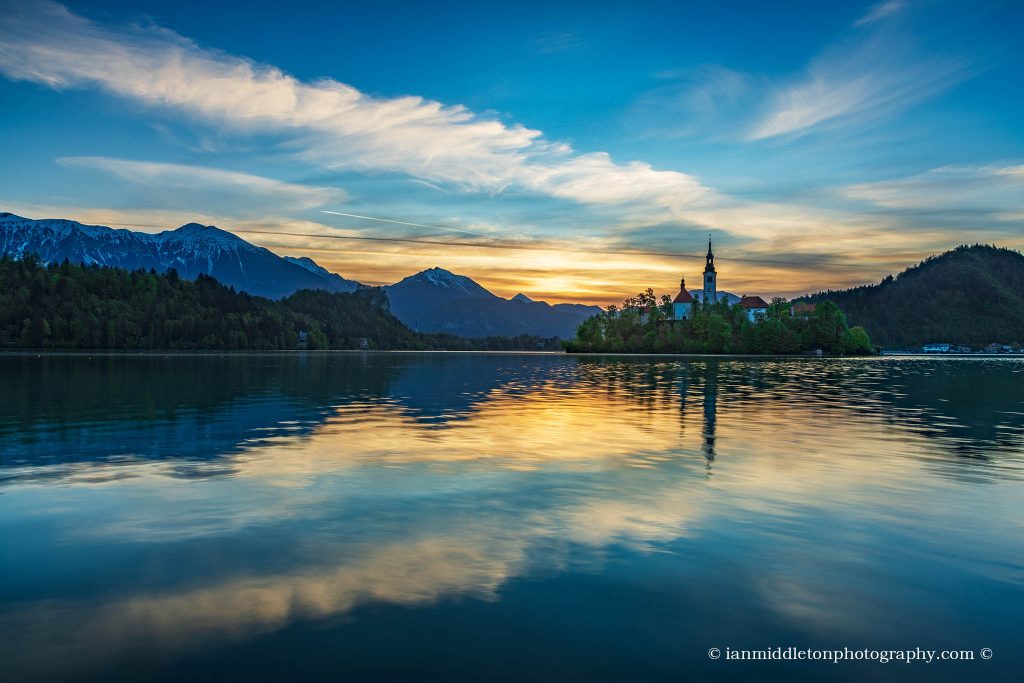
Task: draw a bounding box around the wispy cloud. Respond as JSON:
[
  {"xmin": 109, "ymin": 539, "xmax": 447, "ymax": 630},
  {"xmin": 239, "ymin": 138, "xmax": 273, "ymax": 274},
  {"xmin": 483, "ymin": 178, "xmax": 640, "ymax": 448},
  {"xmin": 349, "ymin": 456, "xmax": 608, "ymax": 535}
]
[
  {"xmin": 0, "ymin": 1, "xmax": 1018, "ymax": 304},
  {"xmin": 632, "ymin": 3, "xmax": 975, "ymax": 144},
  {"xmin": 853, "ymin": 1, "xmax": 905, "ymax": 28},
  {"xmin": 841, "ymin": 163, "xmax": 1024, "ymax": 215},
  {"xmin": 0, "ymin": 1, "xmax": 710, "ymax": 219},
  {"xmin": 57, "ymin": 156, "xmax": 342, "ymax": 211},
  {"xmin": 628, "ymin": 65, "xmax": 752, "ymax": 140},
  {"xmin": 532, "ymin": 31, "xmax": 586, "ymax": 55},
  {"xmin": 747, "ymin": 36, "xmax": 971, "ymax": 141},
  {"xmin": 745, "ymin": 56, "xmax": 966, "ymax": 143}
]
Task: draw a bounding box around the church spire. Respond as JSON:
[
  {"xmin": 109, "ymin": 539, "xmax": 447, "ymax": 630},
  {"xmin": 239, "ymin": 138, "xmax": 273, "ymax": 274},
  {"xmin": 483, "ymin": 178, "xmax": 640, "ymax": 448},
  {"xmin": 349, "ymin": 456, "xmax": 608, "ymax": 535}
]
[
  {"xmin": 704, "ymin": 235, "xmax": 716, "ymax": 274},
  {"xmin": 702, "ymin": 234, "xmax": 718, "ymax": 304}
]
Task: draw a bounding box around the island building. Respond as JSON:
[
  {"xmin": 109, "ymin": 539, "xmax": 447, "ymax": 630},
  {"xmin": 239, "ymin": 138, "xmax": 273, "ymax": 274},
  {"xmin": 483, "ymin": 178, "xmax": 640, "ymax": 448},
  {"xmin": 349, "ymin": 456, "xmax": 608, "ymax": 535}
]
[
  {"xmin": 672, "ymin": 277, "xmax": 695, "ymax": 320},
  {"xmin": 738, "ymin": 296, "xmax": 769, "ymax": 322},
  {"xmin": 703, "ymin": 236, "xmax": 717, "ymax": 304},
  {"xmin": 670, "ymin": 238, "xmax": 771, "ymax": 323}
]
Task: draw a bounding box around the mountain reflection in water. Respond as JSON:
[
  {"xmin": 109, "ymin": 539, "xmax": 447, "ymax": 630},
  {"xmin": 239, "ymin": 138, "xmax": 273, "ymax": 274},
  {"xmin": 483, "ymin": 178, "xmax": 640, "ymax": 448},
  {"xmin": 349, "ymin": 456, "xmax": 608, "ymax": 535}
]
[{"xmin": 0, "ymin": 353, "xmax": 1021, "ymax": 682}]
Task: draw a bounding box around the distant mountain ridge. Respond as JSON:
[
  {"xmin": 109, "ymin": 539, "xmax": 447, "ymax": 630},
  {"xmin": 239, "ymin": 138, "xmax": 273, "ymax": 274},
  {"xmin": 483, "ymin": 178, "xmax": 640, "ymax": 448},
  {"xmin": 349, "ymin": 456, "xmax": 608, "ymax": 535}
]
[
  {"xmin": 384, "ymin": 267, "xmax": 602, "ymax": 338},
  {"xmin": 0, "ymin": 213, "xmax": 357, "ymax": 299},
  {"xmin": 802, "ymin": 244, "xmax": 1024, "ymax": 347},
  {"xmin": 1, "ymin": 213, "xmax": 602, "ymax": 338},
  {"xmin": 282, "ymin": 256, "xmax": 359, "ymax": 292}
]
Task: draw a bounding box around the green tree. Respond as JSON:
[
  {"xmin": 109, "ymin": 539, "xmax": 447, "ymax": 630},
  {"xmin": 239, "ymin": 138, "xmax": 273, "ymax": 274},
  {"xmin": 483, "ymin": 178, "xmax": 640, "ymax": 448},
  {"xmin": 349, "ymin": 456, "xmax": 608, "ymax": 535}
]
[{"xmin": 706, "ymin": 315, "xmax": 731, "ymax": 353}]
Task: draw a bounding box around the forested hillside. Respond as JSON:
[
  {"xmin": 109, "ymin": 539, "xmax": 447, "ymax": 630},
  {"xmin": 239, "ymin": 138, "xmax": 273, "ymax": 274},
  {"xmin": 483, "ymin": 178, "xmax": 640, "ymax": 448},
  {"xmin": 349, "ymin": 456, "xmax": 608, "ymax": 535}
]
[
  {"xmin": 802, "ymin": 245, "xmax": 1024, "ymax": 347},
  {"xmin": 0, "ymin": 256, "xmax": 558, "ymax": 351}
]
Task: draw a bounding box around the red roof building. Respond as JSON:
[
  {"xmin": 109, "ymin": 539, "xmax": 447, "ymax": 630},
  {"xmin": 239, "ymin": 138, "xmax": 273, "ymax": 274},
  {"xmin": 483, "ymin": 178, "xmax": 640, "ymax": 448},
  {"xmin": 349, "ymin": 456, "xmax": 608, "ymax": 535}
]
[
  {"xmin": 790, "ymin": 302, "xmax": 816, "ymax": 319},
  {"xmin": 739, "ymin": 295, "xmax": 769, "ymax": 309},
  {"xmin": 672, "ymin": 277, "xmax": 694, "ymax": 320},
  {"xmin": 673, "ymin": 280, "xmax": 694, "ymax": 303},
  {"xmin": 738, "ymin": 295, "xmax": 769, "ymax": 322}
]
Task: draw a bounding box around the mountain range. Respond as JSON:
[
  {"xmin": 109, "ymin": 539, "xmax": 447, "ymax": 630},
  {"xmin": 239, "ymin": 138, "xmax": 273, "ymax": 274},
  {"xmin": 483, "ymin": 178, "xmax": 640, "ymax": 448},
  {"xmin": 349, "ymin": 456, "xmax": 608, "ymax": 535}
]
[{"xmin": 0, "ymin": 213, "xmax": 601, "ymax": 339}]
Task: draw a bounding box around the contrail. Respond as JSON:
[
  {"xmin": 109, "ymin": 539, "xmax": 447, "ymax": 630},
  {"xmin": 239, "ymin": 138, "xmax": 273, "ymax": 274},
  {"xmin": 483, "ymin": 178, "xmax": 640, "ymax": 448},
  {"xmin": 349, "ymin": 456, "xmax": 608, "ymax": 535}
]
[{"xmin": 321, "ymin": 210, "xmax": 488, "ymax": 236}]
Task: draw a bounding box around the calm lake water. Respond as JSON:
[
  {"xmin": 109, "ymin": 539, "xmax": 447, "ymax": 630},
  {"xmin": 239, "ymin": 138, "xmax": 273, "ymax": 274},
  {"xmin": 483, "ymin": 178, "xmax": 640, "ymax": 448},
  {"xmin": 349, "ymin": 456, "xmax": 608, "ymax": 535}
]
[{"xmin": 1, "ymin": 353, "xmax": 1022, "ymax": 682}]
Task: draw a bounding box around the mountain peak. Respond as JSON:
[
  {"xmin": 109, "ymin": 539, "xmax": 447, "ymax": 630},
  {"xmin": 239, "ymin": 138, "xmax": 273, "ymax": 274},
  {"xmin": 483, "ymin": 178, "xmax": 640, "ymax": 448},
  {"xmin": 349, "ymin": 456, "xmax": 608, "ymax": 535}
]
[
  {"xmin": 284, "ymin": 255, "xmax": 326, "ymax": 274},
  {"xmin": 511, "ymin": 293, "xmax": 533, "ymax": 303},
  {"xmin": 407, "ymin": 267, "xmax": 492, "ymax": 294},
  {"xmin": 420, "ymin": 266, "xmax": 456, "ymax": 278},
  {"xmin": 282, "ymin": 255, "xmax": 359, "ymax": 292},
  {"xmin": 172, "ymin": 222, "xmax": 235, "ymax": 237},
  {"xmin": 158, "ymin": 222, "xmax": 247, "ymax": 249},
  {"xmin": 386, "ymin": 267, "xmax": 497, "ymax": 313}
]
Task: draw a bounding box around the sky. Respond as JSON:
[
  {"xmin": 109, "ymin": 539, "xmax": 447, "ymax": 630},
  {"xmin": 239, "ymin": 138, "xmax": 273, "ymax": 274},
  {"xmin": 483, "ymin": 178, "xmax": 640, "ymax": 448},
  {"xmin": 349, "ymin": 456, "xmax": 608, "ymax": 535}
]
[{"xmin": 1, "ymin": 0, "xmax": 1022, "ymax": 304}]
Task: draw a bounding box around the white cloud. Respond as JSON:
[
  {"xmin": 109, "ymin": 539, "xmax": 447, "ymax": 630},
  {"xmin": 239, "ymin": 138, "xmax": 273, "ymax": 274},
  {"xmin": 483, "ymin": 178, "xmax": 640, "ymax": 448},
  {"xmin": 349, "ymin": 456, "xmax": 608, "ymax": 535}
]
[
  {"xmin": 628, "ymin": 65, "xmax": 752, "ymax": 140},
  {"xmin": 841, "ymin": 164, "xmax": 1024, "ymax": 213},
  {"xmin": 0, "ymin": 1, "xmax": 711, "ymax": 218},
  {"xmin": 853, "ymin": 1, "xmax": 905, "ymax": 28},
  {"xmin": 746, "ymin": 26, "xmax": 971, "ymax": 141},
  {"xmin": 57, "ymin": 156, "xmax": 343, "ymax": 210}
]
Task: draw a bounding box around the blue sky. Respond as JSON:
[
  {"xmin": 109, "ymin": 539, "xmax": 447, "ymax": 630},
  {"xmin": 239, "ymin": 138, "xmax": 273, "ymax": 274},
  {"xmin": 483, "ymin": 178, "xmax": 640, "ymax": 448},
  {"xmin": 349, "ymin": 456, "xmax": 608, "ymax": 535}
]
[{"xmin": 1, "ymin": 0, "xmax": 1022, "ymax": 302}]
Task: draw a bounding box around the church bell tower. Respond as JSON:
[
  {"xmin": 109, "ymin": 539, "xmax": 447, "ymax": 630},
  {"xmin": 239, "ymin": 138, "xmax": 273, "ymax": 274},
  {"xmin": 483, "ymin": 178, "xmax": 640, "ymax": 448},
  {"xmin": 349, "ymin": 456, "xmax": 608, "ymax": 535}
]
[{"xmin": 703, "ymin": 236, "xmax": 717, "ymax": 304}]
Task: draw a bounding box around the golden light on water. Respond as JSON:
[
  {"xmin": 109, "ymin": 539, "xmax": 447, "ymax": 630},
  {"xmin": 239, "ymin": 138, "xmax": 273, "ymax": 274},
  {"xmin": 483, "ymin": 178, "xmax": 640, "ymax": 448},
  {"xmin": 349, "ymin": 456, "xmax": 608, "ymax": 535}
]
[{"xmin": 2, "ymin": 355, "xmax": 1024, "ymax": 679}]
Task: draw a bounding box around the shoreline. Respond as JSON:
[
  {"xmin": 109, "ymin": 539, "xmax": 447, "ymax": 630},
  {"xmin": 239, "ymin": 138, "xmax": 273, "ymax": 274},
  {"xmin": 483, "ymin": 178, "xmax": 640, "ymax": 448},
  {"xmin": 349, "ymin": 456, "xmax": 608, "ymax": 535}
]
[{"xmin": 1, "ymin": 349, "xmax": 1019, "ymax": 359}]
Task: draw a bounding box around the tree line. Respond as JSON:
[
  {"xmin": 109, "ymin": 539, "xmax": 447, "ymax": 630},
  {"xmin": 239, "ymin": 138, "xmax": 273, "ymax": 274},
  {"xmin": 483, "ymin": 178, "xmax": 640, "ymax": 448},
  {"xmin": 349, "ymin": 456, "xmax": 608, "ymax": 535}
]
[
  {"xmin": 0, "ymin": 256, "xmax": 560, "ymax": 351},
  {"xmin": 801, "ymin": 244, "xmax": 1024, "ymax": 347},
  {"xmin": 563, "ymin": 288, "xmax": 873, "ymax": 355}
]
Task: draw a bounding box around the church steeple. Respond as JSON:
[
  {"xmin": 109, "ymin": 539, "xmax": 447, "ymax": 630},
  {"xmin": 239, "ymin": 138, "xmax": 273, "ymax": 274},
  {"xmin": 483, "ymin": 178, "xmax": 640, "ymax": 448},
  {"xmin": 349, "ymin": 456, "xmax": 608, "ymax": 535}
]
[
  {"xmin": 704, "ymin": 236, "xmax": 716, "ymax": 274},
  {"xmin": 703, "ymin": 235, "xmax": 717, "ymax": 304}
]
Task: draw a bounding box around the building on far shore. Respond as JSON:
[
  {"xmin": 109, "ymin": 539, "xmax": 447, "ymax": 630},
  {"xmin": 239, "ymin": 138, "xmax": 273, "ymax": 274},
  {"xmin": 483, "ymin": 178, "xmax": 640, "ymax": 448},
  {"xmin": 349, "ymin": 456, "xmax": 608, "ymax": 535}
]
[{"xmin": 790, "ymin": 302, "xmax": 816, "ymax": 319}]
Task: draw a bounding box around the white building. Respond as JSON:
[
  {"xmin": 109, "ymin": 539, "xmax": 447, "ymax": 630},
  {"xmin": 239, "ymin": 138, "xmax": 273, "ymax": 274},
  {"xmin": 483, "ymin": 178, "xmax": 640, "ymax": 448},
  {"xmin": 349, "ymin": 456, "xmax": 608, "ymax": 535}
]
[
  {"xmin": 669, "ymin": 240, "xmax": 773, "ymax": 323},
  {"xmin": 672, "ymin": 277, "xmax": 694, "ymax": 319},
  {"xmin": 739, "ymin": 295, "xmax": 769, "ymax": 322}
]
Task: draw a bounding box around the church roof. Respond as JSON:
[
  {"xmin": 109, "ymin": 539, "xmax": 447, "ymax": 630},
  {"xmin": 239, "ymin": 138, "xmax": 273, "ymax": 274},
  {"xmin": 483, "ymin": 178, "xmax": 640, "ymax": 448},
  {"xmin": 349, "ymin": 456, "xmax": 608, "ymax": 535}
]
[
  {"xmin": 673, "ymin": 288, "xmax": 694, "ymax": 303},
  {"xmin": 739, "ymin": 295, "xmax": 769, "ymax": 309}
]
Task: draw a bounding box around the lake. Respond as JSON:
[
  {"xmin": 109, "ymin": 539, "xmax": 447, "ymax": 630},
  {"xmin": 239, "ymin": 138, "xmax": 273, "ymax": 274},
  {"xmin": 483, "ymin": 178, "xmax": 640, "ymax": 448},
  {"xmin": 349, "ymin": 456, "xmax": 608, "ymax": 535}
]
[{"xmin": 1, "ymin": 353, "xmax": 1021, "ymax": 682}]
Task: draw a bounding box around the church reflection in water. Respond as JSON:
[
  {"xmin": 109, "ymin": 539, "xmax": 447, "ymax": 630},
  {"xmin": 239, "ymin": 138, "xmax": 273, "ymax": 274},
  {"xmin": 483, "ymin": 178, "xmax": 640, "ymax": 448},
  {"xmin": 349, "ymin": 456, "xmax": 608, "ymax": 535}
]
[
  {"xmin": 701, "ymin": 362, "xmax": 718, "ymax": 464},
  {"xmin": 0, "ymin": 353, "xmax": 1022, "ymax": 681}
]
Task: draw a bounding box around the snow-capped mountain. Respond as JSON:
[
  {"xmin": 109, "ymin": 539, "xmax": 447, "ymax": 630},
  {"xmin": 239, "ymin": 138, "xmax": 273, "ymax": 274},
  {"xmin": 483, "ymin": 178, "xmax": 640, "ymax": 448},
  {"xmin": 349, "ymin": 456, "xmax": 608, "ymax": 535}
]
[
  {"xmin": 388, "ymin": 267, "xmax": 496, "ymax": 301},
  {"xmin": 0, "ymin": 213, "xmax": 357, "ymax": 299},
  {"xmin": 283, "ymin": 256, "xmax": 359, "ymax": 292},
  {"xmin": 384, "ymin": 267, "xmax": 602, "ymax": 338},
  {"xmin": 1, "ymin": 213, "xmax": 604, "ymax": 337}
]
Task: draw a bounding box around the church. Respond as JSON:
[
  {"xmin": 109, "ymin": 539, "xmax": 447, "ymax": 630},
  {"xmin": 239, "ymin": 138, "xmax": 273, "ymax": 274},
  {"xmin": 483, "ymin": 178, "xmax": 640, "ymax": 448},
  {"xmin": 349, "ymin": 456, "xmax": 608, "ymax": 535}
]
[{"xmin": 670, "ymin": 238, "xmax": 770, "ymax": 322}]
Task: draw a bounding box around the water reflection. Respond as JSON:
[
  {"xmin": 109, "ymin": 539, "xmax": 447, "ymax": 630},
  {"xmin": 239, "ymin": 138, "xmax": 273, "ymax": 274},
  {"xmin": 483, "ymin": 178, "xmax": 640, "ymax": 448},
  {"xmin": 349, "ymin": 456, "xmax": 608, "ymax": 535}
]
[
  {"xmin": 3, "ymin": 355, "xmax": 1023, "ymax": 477},
  {"xmin": 0, "ymin": 354, "xmax": 1022, "ymax": 682},
  {"xmin": 703, "ymin": 363, "xmax": 717, "ymax": 463}
]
